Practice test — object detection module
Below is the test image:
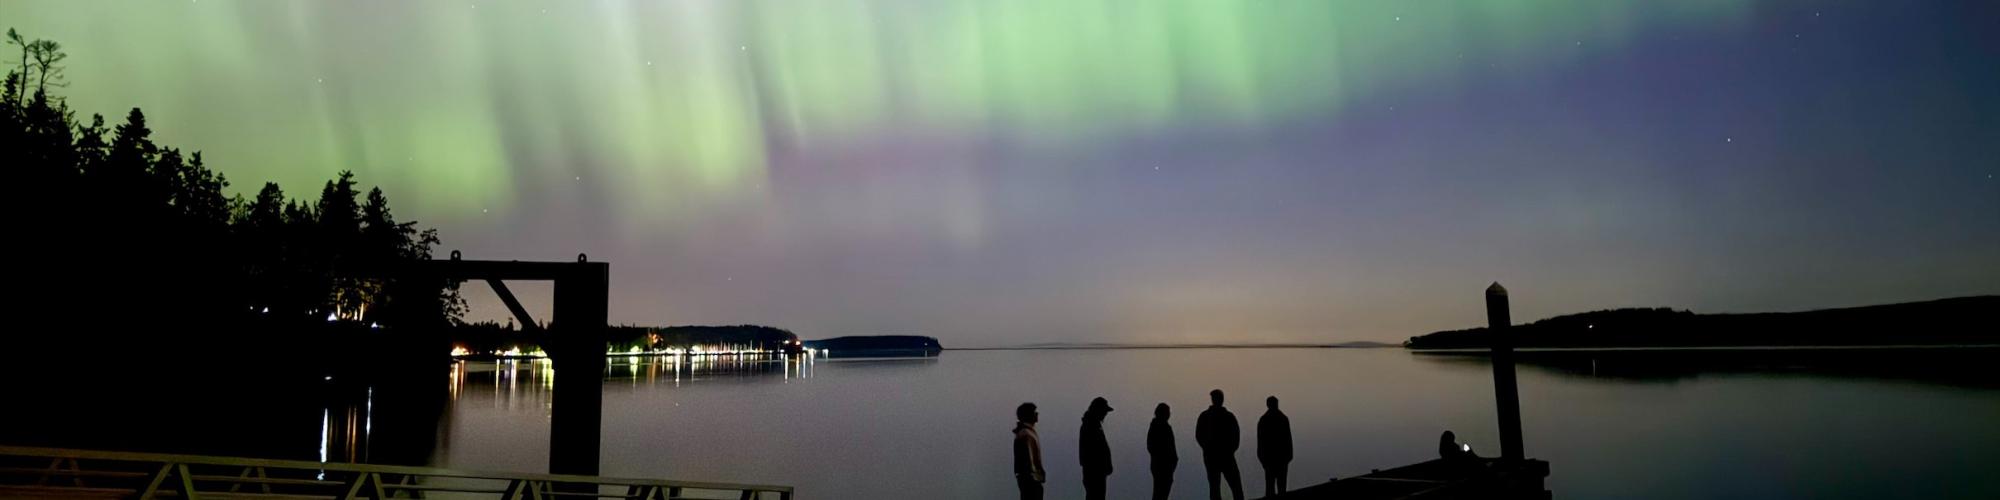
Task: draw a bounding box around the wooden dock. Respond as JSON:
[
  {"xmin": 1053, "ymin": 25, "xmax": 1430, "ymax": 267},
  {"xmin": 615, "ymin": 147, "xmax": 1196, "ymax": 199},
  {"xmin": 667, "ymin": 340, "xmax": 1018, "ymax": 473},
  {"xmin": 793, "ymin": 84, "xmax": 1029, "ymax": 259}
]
[
  {"xmin": 1271, "ymin": 458, "xmax": 1550, "ymax": 499},
  {"xmin": 1272, "ymin": 284, "xmax": 1552, "ymax": 499},
  {"xmin": 0, "ymin": 445, "xmax": 792, "ymax": 500}
]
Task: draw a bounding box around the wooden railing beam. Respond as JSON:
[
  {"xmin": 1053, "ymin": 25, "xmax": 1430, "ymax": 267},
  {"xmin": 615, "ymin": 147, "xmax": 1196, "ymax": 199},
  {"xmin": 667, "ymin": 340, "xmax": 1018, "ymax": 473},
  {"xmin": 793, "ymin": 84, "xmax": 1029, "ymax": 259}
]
[{"xmin": 1, "ymin": 446, "xmax": 792, "ymax": 498}]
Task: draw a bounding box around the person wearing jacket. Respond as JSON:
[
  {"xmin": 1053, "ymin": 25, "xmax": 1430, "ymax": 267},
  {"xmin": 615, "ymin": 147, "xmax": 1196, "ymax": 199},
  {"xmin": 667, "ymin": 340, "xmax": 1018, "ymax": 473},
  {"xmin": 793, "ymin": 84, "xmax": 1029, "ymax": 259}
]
[
  {"xmin": 1195, "ymin": 389, "xmax": 1245, "ymax": 500},
  {"xmin": 1014, "ymin": 402, "xmax": 1046, "ymax": 500},
  {"xmin": 1148, "ymin": 403, "xmax": 1179, "ymax": 500},
  {"xmin": 1079, "ymin": 397, "xmax": 1115, "ymax": 500},
  {"xmin": 1257, "ymin": 396, "xmax": 1294, "ymax": 496}
]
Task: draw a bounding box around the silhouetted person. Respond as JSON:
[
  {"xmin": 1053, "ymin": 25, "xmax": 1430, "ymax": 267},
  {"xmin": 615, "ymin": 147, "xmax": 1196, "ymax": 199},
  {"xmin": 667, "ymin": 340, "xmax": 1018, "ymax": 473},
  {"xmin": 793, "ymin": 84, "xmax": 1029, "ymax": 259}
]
[
  {"xmin": 1195, "ymin": 389, "xmax": 1245, "ymax": 500},
  {"xmin": 1438, "ymin": 430, "xmax": 1478, "ymax": 462},
  {"xmin": 1014, "ymin": 403, "xmax": 1046, "ymax": 500},
  {"xmin": 1080, "ymin": 397, "xmax": 1115, "ymax": 500},
  {"xmin": 1257, "ymin": 396, "xmax": 1293, "ymax": 496},
  {"xmin": 1148, "ymin": 403, "xmax": 1178, "ymax": 500}
]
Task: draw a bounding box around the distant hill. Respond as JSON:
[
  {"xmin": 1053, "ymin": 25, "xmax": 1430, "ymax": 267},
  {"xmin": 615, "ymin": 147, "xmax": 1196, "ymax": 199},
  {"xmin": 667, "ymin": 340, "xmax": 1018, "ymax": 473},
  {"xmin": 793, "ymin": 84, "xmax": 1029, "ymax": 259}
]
[
  {"xmin": 1405, "ymin": 296, "xmax": 1997, "ymax": 350},
  {"xmin": 803, "ymin": 335, "xmax": 943, "ymax": 358}
]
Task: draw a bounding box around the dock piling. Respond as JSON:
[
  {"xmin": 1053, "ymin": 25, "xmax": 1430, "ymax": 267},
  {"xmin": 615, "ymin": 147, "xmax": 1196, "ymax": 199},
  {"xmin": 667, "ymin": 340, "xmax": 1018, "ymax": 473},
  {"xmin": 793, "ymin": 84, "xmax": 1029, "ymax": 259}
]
[{"xmin": 1486, "ymin": 282, "xmax": 1524, "ymax": 461}]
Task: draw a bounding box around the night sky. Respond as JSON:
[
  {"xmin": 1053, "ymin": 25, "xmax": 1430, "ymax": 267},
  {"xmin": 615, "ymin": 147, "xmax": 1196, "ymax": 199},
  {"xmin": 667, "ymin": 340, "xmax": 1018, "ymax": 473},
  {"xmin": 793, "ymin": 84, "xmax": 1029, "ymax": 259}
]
[{"xmin": 7, "ymin": 1, "xmax": 1995, "ymax": 345}]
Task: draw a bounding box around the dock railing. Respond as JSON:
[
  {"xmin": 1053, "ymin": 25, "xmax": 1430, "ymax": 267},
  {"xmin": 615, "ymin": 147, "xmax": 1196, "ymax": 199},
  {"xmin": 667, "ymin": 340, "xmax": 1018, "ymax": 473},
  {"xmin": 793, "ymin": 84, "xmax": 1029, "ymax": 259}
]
[{"xmin": 0, "ymin": 445, "xmax": 792, "ymax": 500}]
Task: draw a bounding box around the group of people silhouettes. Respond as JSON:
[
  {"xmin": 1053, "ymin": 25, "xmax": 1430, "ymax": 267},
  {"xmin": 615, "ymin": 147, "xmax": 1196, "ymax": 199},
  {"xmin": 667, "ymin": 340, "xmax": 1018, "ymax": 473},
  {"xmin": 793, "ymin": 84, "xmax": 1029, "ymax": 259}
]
[{"xmin": 1013, "ymin": 390, "xmax": 1291, "ymax": 500}]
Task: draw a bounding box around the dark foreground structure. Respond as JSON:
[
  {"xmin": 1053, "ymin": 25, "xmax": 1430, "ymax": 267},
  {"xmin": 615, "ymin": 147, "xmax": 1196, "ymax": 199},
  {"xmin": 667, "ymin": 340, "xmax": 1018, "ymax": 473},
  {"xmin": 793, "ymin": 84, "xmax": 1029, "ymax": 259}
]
[
  {"xmin": 1274, "ymin": 458, "xmax": 1549, "ymax": 499},
  {"xmin": 0, "ymin": 445, "xmax": 791, "ymax": 499},
  {"xmin": 1273, "ymin": 283, "xmax": 1552, "ymax": 500}
]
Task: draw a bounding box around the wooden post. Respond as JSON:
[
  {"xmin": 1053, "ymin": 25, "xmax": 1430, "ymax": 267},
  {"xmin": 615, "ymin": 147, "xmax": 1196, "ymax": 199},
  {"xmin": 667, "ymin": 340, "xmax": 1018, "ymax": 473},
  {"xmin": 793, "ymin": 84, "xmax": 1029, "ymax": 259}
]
[
  {"xmin": 1486, "ymin": 282, "xmax": 1525, "ymax": 461},
  {"xmin": 408, "ymin": 257, "xmax": 614, "ymax": 481},
  {"xmin": 549, "ymin": 260, "xmax": 609, "ymax": 479}
]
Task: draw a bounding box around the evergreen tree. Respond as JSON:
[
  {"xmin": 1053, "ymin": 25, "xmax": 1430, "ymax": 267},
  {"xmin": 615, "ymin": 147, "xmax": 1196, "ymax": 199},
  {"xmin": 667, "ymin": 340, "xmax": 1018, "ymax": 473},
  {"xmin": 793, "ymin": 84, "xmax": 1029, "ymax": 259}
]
[
  {"xmin": 245, "ymin": 182, "xmax": 287, "ymax": 230},
  {"xmin": 102, "ymin": 108, "xmax": 161, "ymax": 212},
  {"xmin": 73, "ymin": 113, "xmax": 107, "ymax": 174},
  {"xmin": 5, "ymin": 28, "xmax": 28, "ymax": 105},
  {"xmin": 5, "ymin": 27, "xmax": 464, "ymax": 329},
  {"xmin": 28, "ymin": 39, "xmax": 64, "ymax": 96}
]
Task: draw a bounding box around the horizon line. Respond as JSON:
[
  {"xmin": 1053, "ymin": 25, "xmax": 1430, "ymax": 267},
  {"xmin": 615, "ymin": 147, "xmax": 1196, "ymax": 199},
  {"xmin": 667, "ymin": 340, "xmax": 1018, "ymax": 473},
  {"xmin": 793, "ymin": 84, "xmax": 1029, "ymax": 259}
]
[{"xmin": 949, "ymin": 341, "xmax": 1400, "ymax": 351}]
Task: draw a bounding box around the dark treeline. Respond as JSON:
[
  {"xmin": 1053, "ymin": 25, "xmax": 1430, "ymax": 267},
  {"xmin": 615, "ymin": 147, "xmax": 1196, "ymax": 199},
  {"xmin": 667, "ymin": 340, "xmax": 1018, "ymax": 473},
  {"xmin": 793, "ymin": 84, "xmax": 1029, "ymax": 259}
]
[
  {"xmin": 1405, "ymin": 296, "xmax": 1997, "ymax": 349},
  {"xmin": 803, "ymin": 335, "xmax": 944, "ymax": 357},
  {"xmin": 619, "ymin": 324, "xmax": 801, "ymax": 350},
  {"xmin": 4, "ymin": 28, "xmax": 463, "ymax": 332},
  {"xmin": 6, "ymin": 29, "xmax": 453, "ymax": 461}
]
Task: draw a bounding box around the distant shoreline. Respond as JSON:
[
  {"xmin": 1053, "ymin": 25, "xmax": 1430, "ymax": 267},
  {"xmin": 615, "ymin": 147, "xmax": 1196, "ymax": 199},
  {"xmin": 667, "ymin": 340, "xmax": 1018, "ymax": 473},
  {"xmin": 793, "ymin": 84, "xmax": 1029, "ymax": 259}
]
[
  {"xmin": 1404, "ymin": 296, "xmax": 1995, "ymax": 350},
  {"xmin": 952, "ymin": 342, "xmax": 1398, "ymax": 351},
  {"xmin": 1410, "ymin": 344, "xmax": 2000, "ymax": 354}
]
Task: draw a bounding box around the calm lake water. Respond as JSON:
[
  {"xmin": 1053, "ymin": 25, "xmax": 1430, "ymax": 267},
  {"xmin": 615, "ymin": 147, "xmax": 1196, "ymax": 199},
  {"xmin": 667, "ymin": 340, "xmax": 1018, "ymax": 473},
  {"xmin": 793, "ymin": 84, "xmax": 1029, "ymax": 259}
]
[{"xmin": 417, "ymin": 348, "xmax": 1999, "ymax": 499}]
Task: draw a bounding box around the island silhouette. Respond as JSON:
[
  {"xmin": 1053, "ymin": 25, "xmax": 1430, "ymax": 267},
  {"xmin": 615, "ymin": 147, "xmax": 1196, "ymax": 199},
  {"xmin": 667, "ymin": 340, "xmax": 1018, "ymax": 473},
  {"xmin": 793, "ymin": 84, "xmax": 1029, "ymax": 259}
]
[{"xmin": 1405, "ymin": 296, "xmax": 1996, "ymax": 350}]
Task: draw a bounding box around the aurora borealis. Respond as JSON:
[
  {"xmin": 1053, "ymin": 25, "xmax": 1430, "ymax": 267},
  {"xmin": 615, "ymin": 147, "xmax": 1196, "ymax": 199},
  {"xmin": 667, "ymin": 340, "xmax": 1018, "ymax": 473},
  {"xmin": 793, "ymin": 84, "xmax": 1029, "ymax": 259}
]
[{"xmin": 5, "ymin": 1, "xmax": 1995, "ymax": 344}]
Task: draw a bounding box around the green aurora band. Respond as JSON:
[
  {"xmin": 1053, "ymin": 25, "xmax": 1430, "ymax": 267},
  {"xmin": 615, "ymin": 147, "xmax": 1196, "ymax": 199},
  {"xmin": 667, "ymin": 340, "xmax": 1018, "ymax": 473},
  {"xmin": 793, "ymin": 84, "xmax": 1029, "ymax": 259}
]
[{"xmin": 4, "ymin": 0, "xmax": 1750, "ymax": 219}]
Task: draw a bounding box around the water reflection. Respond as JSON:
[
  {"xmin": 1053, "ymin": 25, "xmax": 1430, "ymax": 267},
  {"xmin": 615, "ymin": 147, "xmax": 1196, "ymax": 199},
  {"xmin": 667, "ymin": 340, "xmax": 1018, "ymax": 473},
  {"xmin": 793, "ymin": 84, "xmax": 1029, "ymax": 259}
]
[
  {"xmin": 1413, "ymin": 346, "xmax": 2000, "ymax": 389},
  {"xmin": 448, "ymin": 353, "xmax": 824, "ymax": 405},
  {"xmin": 316, "ymin": 363, "xmax": 449, "ymax": 468}
]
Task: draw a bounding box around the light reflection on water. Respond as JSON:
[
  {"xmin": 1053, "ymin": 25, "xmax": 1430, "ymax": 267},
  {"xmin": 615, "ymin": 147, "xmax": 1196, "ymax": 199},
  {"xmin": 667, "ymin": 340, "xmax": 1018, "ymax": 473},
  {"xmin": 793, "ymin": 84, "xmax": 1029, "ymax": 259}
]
[
  {"xmin": 395, "ymin": 349, "xmax": 2000, "ymax": 499},
  {"xmin": 447, "ymin": 353, "xmax": 820, "ymax": 401}
]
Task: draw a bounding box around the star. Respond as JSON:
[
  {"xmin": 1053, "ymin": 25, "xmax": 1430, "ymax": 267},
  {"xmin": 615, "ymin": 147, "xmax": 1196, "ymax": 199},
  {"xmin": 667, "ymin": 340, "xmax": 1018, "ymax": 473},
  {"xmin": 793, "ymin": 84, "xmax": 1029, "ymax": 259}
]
[
  {"xmin": 481, "ymin": 208, "xmax": 489, "ymax": 214},
  {"xmin": 1394, "ymin": 16, "xmax": 1402, "ymax": 22},
  {"xmin": 1725, "ymin": 137, "xmax": 1733, "ymax": 143}
]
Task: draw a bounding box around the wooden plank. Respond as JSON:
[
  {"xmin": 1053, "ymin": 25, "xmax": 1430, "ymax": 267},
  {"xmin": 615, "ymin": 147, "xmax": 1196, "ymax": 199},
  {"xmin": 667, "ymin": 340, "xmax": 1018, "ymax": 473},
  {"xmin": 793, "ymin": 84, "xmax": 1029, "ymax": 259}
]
[
  {"xmin": 379, "ymin": 482, "xmax": 509, "ymax": 494},
  {"xmin": 1269, "ymin": 458, "xmax": 1549, "ymax": 500},
  {"xmin": 190, "ymin": 475, "xmax": 342, "ymax": 487},
  {"xmin": 176, "ymin": 464, "xmax": 201, "ymax": 500},
  {"xmin": 486, "ymin": 279, "xmax": 545, "ymax": 333},
  {"xmin": 405, "ymin": 260, "xmax": 607, "ymax": 282},
  {"xmin": 339, "ymin": 471, "xmax": 368, "ymax": 500},
  {"xmin": 0, "ymin": 484, "xmax": 139, "ymax": 496},
  {"xmin": 139, "ymin": 463, "xmax": 174, "ymax": 500},
  {"xmin": 0, "ymin": 448, "xmax": 796, "ymax": 494},
  {"xmin": 0, "ymin": 466, "xmax": 150, "ymax": 478},
  {"xmin": 190, "ymin": 493, "xmax": 338, "ymax": 500},
  {"xmin": 0, "ymin": 446, "xmax": 792, "ymax": 493}
]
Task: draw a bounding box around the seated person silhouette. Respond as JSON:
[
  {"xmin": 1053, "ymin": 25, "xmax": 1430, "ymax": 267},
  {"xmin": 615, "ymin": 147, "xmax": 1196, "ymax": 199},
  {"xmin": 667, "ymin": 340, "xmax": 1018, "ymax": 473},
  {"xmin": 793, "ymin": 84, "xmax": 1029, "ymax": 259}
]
[{"xmin": 1437, "ymin": 431, "xmax": 1479, "ymax": 462}]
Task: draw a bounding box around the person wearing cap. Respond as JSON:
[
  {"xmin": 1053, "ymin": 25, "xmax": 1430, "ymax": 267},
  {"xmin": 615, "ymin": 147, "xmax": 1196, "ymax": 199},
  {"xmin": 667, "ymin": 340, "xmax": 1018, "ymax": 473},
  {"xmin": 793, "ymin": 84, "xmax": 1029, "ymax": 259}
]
[
  {"xmin": 1257, "ymin": 396, "xmax": 1293, "ymax": 496},
  {"xmin": 1148, "ymin": 403, "xmax": 1179, "ymax": 500},
  {"xmin": 1196, "ymin": 389, "xmax": 1245, "ymax": 500},
  {"xmin": 1080, "ymin": 397, "xmax": 1115, "ymax": 500},
  {"xmin": 1014, "ymin": 402, "xmax": 1045, "ymax": 500}
]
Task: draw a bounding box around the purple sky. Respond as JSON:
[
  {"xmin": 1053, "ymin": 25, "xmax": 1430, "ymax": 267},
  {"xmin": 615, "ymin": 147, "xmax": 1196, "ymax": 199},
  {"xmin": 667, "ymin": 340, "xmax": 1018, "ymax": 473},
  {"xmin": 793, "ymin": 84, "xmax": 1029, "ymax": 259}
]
[
  {"xmin": 439, "ymin": 2, "xmax": 2000, "ymax": 345},
  {"xmin": 10, "ymin": 1, "xmax": 1995, "ymax": 345}
]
